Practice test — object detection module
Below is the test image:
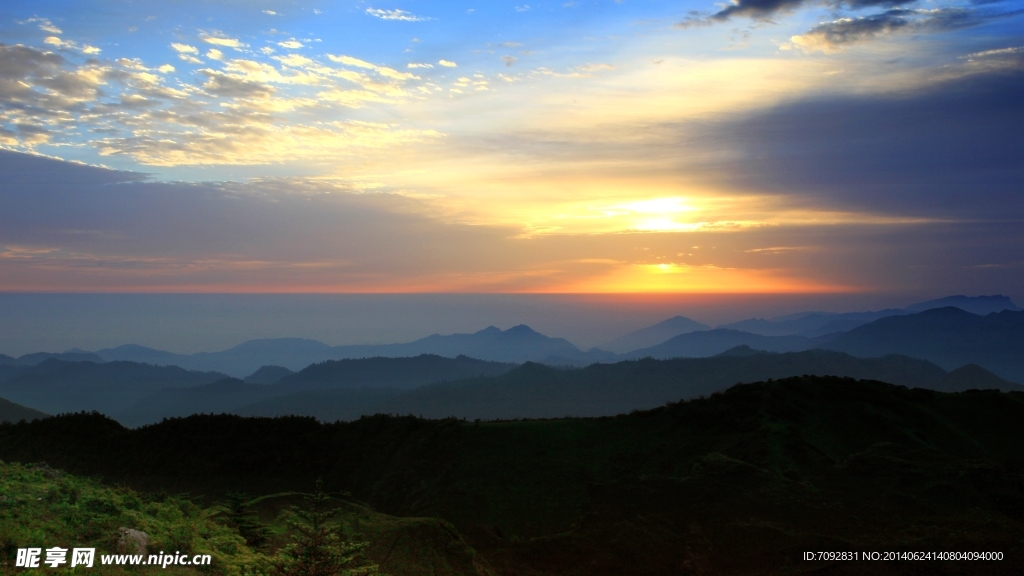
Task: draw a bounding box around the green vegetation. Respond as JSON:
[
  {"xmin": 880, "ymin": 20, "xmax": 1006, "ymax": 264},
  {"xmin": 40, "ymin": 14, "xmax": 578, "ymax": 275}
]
[{"xmin": 0, "ymin": 460, "xmax": 258, "ymax": 574}]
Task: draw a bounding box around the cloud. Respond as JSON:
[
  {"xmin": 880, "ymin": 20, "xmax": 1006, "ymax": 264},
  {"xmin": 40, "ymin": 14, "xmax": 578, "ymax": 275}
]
[
  {"xmin": 407, "ymin": 62, "xmax": 434, "ymax": 68},
  {"xmin": 684, "ymin": 65, "xmax": 1024, "ymax": 220},
  {"xmin": 198, "ymin": 69, "xmax": 275, "ymax": 98},
  {"xmin": 328, "ymin": 54, "xmax": 376, "ymax": 69},
  {"xmin": 157, "ymin": 64, "xmax": 175, "ymax": 74},
  {"xmin": 171, "ymin": 43, "xmax": 198, "ymax": 54},
  {"xmin": 278, "ymin": 40, "xmax": 303, "ymax": 49},
  {"xmin": 439, "ymin": 59, "xmax": 458, "ymax": 67},
  {"xmin": 206, "ymin": 48, "xmax": 224, "ymax": 60},
  {"xmin": 24, "ymin": 17, "xmax": 62, "ymax": 34},
  {"xmin": 787, "ymin": 7, "xmax": 1011, "ymax": 52},
  {"xmin": 200, "ymin": 34, "xmax": 246, "ymax": 50},
  {"xmin": 515, "ymin": 5, "xmax": 532, "ymax": 12},
  {"xmin": 365, "ymin": 8, "xmax": 431, "ymax": 21},
  {"xmin": 709, "ymin": 0, "xmax": 918, "ymax": 22},
  {"xmin": 502, "ymin": 56, "xmax": 518, "ymax": 67},
  {"xmin": 179, "ymin": 54, "xmax": 203, "ymax": 64}
]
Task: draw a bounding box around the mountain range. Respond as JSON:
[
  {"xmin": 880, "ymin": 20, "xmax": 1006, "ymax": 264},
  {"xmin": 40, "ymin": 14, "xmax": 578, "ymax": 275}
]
[
  {"xmin": 6, "ymin": 346, "xmax": 1018, "ymax": 427},
  {"xmin": 92, "ymin": 325, "xmax": 598, "ymax": 377}
]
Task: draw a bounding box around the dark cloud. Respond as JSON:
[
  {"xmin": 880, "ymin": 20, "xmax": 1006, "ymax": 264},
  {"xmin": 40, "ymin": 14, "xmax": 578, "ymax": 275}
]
[
  {"xmin": 689, "ymin": 65, "xmax": 1024, "ymax": 220},
  {"xmin": 709, "ymin": 0, "xmax": 918, "ymax": 22},
  {"xmin": 791, "ymin": 6, "xmax": 1024, "ymax": 51},
  {"xmin": 198, "ymin": 69, "xmax": 274, "ymax": 99}
]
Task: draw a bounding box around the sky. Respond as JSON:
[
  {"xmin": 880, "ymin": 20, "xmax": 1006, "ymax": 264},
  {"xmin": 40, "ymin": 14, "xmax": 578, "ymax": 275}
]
[{"xmin": 0, "ymin": 0, "xmax": 1022, "ymax": 299}]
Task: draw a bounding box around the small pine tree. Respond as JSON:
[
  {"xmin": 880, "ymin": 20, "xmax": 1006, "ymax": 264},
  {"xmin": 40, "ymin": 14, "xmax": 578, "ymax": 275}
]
[
  {"xmin": 270, "ymin": 480, "xmax": 380, "ymax": 576},
  {"xmin": 225, "ymin": 491, "xmax": 269, "ymax": 548}
]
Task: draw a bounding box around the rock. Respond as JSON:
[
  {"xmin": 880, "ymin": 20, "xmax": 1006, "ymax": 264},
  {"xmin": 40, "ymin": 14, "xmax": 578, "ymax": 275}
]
[
  {"xmin": 116, "ymin": 527, "xmax": 150, "ymax": 556},
  {"xmin": 29, "ymin": 462, "xmax": 62, "ymax": 479}
]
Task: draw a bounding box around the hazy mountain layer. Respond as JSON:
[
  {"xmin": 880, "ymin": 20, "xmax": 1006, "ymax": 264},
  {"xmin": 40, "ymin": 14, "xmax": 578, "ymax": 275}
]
[
  {"xmin": 712, "ymin": 294, "xmax": 1020, "ymax": 337},
  {"xmin": 598, "ymin": 315, "xmax": 710, "ymax": 354},
  {"xmin": 94, "ymin": 326, "xmax": 587, "ymax": 376},
  {"xmin": 116, "ymin": 354, "xmax": 515, "ymax": 426},
  {"xmin": 0, "ymin": 360, "xmax": 228, "ymax": 415},
  {"xmin": 374, "ymin": 351, "xmax": 950, "ymax": 420},
  {"xmin": 822, "ymin": 307, "xmax": 1024, "ymax": 381},
  {"xmin": 619, "ymin": 329, "xmax": 813, "ymax": 360}
]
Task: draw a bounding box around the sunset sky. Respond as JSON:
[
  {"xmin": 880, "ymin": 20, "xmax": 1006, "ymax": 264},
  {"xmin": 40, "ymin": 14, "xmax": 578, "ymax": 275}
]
[{"xmin": 1, "ymin": 0, "xmax": 1022, "ymax": 296}]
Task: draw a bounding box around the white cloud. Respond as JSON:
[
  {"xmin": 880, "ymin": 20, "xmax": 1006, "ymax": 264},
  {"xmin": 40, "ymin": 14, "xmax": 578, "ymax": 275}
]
[
  {"xmin": 171, "ymin": 43, "xmax": 198, "ymax": 54},
  {"xmin": 178, "ymin": 54, "xmax": 203, "ymax": 64},
  {"xmin": 408, "ymin": 62, "xmax": 434, "ymax": 68},
  {"xmin": 328, "ymin": 54, "xmax": 377, "ymax": 69},
  {"xmin": 157, "ymin": 64, "xmax": 175, "ymax": 73},
  {"xmin": 278, "ymin": 40, "xmax": 304, "ymax": 49},
  {"xmin": 82, "ymin": 45, "xmax": 101, "ymax": 55},
  {"xmin": 263, "ymin": 10, "xmax": 277, "ymax": 15},
  {"xmin": 206, "ymin": 49, "xmax": 224, "ymax": 60},
  {"xmin": 366, "ymin": 8, "xmax": 431, "ymax": 22},
  {"xmin": 26, "ymin": 17, "xmax": 62, "ymax": 34},
  {"xmin": 439, "ymin": 59, "xmax": 457, "ymax": 67},
  {"xmin": 200, "ymin": 34, "xmax": 246, "ymax": 49},
  {"xmin": 515, "ymin": 5, "xmax": 531, "ymax": 12}
]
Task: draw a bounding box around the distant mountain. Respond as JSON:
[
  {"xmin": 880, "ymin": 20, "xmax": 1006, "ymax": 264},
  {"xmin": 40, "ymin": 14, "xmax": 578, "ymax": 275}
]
[
  {"xmin": 932, "ymin": 364, "xmax": 1024, "ymax": 393},
  {"xmin": 243, "ymin": 365, "xmax": 294, "ymax": 384},
  {"xmin": 116, "ymin": 354, "xmax": 516, "ymax": 426},
  {"xmin": 272, "ymin": 354, "xmax": 515, "ymax": 394},
  {"xmin": 7, "ymin": 351, "xmax": 106, "ymax": 365},
  {"xmin": 93, "ymin": 326, "xmax": 584, "ymax": 376},
  {"xmin": 714, "ymin": 294, "xmax": 1021, "ymax": 338},
  {"xmin": 329, "ymin": 325, "xmax": 585, "ymax": 365},
  {"xmin": 718, "ymin": 310, "xmax": 906, "ymax": 338},
  {"xmin": 96, "ymin": 339, "xmax": 332, "ymax": 377},
  {"xmin": 619, "ymin": 329, "xmax": 812, "ymax": 360},
  {"xmin": 0, "ymin": 360, "xmax": 228, "ymax": 416},
  {"xmin": 376, "ymin": 350, "xmax": 948, "ymax": 420},
  {"xmin": 0, "ymin": 354, "xmax": 14, "ymax": 364},
  {"xmin": 94, "ymin": 344, "xmax": 191, "ymax": 366},
  {"xmin": 904, "ymin": 294, "xmax": 1021, "ymax": 315},
  {"xmin": 0, "ymin": 395, "xmax": 48, "ymax": 423},
  {"xmin": 599, "ymin": 316, "xmax": 710, "ymax": 354},
  {"xmin": 821, "ymin": 308, "xmax": 1024, "ymax": 382}
]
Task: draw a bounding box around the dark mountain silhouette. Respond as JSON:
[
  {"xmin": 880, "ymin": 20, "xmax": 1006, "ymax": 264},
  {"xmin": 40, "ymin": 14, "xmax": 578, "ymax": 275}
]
[
  {"xmin": 0, "ymin": 395, "xmax": 48, "ymax": 423},
  {"xmin": 93, "ymin": 326, "xmax": 585, "ymax": 376},
  {"xmin": 4, "ymin": 377, "xmax": 1024, "ymax": 575},
  {"xmin": 243, "ymin": 365, "xmax": 294, "ymax": 384},
  {"xmin": 821, "ymin": 307, "xmax": 1024, "ymax": 382},
  {"xmin": 905, "ymin": 294, "xmax": 1021, "ymax": 315},
  {"xmin": 0, "ymin": 359, "xmax": 228, "ymax": 416},
  {"xmin": 0, "ymin": 354, "xmax": 15, "ymax": 364},
  {"xmin": 599, "ymin": 316, "xmax": 710, "ymax": 354},
  {"xmin": 932, "ymin": 364, "xmax": 1023, "ymax": 393},
  {"xmin": 116, "ymin": 354, "xmax": 516, "ymax": 426},
  {"xmin": 237, "ymin": 387, "xmax": 403, "ymax": 422},
  {"xmin": 619, "ymin": 329, "xmax": 812, "ymax": 360},
  {"xmin": 374, "ymin": 351, "xmax": 947, "ymax": 420}
]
